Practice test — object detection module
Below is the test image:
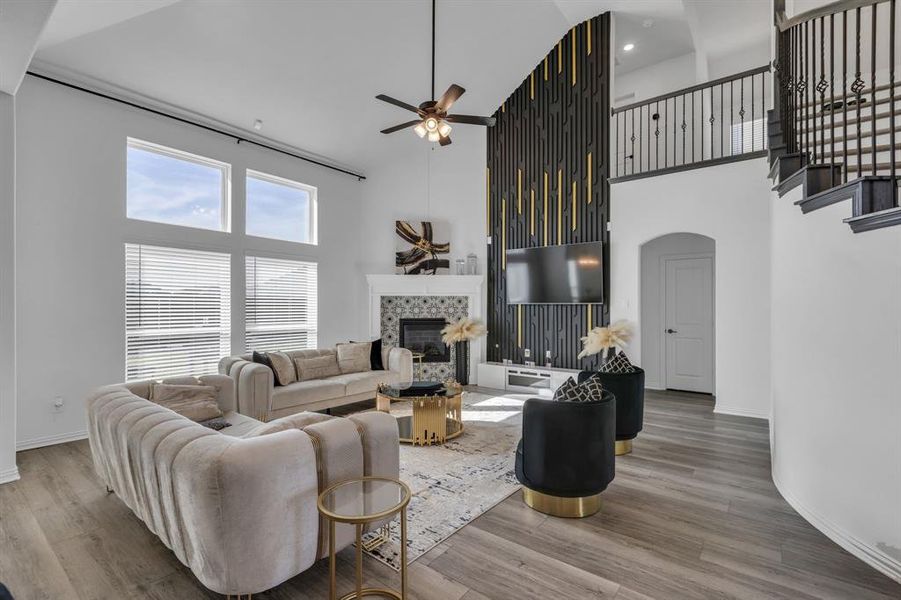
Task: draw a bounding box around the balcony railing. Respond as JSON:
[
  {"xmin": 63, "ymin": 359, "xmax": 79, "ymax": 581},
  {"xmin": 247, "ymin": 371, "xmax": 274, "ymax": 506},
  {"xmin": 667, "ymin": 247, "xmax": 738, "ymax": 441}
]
[{"xmin": 611, "ymin": 65, "xmax": 771, "ymax": 182}]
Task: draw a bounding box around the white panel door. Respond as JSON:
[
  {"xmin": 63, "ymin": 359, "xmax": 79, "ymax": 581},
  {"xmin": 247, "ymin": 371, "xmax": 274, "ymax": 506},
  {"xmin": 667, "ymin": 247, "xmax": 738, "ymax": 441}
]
[{"xmin": 664, "ymin": 256, "xmax": 714, "ymax": 393}]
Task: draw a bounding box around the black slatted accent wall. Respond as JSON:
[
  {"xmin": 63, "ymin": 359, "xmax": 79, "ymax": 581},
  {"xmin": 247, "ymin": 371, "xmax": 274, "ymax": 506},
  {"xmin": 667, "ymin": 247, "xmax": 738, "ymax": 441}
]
[{"xmin": 486, "ymin": 13, "xmax": 611, "ymax": 370}]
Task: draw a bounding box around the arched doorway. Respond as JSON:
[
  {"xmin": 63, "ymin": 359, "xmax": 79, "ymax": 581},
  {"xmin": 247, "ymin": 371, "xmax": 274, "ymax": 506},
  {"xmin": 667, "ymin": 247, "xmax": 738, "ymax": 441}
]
[{"xmin": 640, "ymin": 233, "xmax": 715, "ymax": 394}]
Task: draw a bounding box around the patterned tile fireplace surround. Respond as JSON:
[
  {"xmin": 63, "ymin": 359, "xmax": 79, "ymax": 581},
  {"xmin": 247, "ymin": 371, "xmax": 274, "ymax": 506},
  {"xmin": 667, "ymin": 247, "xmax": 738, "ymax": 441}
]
[{"xmin": 366, "ymin": 275, "xmax": 485, "ymax": 384}]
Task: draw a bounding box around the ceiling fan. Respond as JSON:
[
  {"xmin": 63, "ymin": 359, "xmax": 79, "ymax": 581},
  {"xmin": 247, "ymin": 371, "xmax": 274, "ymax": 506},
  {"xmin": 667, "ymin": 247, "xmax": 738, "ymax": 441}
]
[{"xmin": 376, "ymin": 0, "xmax": 496, "ymax": 146}]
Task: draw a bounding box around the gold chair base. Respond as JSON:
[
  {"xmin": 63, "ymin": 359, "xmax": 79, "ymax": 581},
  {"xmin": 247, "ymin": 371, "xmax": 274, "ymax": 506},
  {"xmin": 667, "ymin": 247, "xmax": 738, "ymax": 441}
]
[
  {"xmin": 521, "ymin": 487, "xmax": 602, "ymax": 518},
  {"xmin": 615, "ymin": 439, "xmax": 633, "ymax": 456}
]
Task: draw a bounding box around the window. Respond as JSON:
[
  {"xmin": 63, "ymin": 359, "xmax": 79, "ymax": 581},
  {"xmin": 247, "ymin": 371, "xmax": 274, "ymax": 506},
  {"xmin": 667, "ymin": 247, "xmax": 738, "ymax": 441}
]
[
  {"xmin": 246, "ymin": 170, "xmax": 317, "ymax": 244},
  {"xmin": 730, "ymin": 119, "xmax": 767, "ymax": 155},
  {"xmin": 245, "ymin": 255, "xmax": 317, "ymax": 351},
  {"xmin": 127, "ymin": 139, "xmax": 230, "ymax": 231},
  {"xmin": 125, "ymin": 244, "xmax": 231, "ymax": 381}
]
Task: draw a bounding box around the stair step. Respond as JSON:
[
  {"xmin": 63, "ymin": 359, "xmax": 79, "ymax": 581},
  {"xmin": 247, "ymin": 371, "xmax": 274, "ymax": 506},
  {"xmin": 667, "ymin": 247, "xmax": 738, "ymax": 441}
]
[
  {"xmin": 798, "ymin": 125, "xmax": 901, "ymax": 144},
  {"xmin": 768, "ymin": 152, "xmax": 808, "ymax": 182},
  {"xmin": 798, "ymin": 110, "xmax": 898, "ymax": 132},
  {"xmin": 794, "ymin": 176, "xmax": 894, "ymax": 214},
  {"xmin": 794, "ymin": 80, "xmax": 901, "ymax": 110},
  {"xmin": 773, "ymin": 163, "xmax": 842, "ymax": 198},
  {"xmin": 844, "ymin": 205, "xmax": 901, "ymax": 233},
  {"xmin": 846, "ymin": 162, "xmax": 901, "ymax": 173},
  {"xmin": 821, "ymin": 143, "xmax": 900, "ymax": 158}
]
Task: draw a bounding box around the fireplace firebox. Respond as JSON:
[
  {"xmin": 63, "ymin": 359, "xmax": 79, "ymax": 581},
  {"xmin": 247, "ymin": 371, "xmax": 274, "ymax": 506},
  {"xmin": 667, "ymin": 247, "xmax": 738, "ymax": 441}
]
[{"xmin": 399, "ymin": 318, "xmax": 450, "ymax": 363}]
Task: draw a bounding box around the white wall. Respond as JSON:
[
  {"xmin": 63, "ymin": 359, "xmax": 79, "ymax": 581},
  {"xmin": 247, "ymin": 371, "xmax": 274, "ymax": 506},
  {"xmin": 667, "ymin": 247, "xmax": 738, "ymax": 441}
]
[
  {"xmin": 771, "ymin": 186, "xmax": 901, "ymax": 581},
  {"xmin": 614, "ymin": 52, "xmax": 698, "ymax": 105},
  {"xmin": 14, "ymin": 77, "xmax": 367, "ymax": 448},
  {"xmin": 640, "ymin": 232, "xmax": 715, "ymax": 389},
  {"xmin": 0, "ymin": 92, "xmax": 18, "ymax": 482},
  {"xmin": 358, "ymin": 125, "xmax": 487, "ymax": 278},
  {"xmin": 610, "ymin": 157, "xmax": 771, "ymax": 418}
]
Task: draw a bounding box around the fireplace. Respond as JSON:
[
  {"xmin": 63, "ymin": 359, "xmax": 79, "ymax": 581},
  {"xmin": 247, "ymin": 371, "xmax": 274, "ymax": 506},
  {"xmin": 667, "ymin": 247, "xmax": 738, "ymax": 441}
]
[{"xmin": 399, "ymin": 318, "xmax": 450, "ymax": 363}]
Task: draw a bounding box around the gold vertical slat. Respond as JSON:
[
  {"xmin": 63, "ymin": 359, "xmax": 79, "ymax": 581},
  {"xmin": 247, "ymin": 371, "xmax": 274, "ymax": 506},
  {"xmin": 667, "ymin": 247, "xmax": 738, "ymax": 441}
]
[
  {"xmin": 588, "ymin": 304, "xmax": 593, "ymax": 330},
  {"xmin": 501, "ymin": 197, "xmax": 506, "ymax": 270},
  {"xmin": 557, "ymin": 41, "xmax": 562, "ymax": 73},
  {"xmin": 486, "ymin": 167, "xmax": 490, "ymax": 233},
  {"xmin": 587, "ymin": 20, "xmax": 592, "ymax": 55},
  {"xmin": 530, "ymin": 188, "xmax": 535, "ymax": 237},
  {"xmin": 530, "ymin": 72, "xmax": 535, "ymax": 100},
  {"xmin": 572, "ymin": 179, "xmax": 577, "ymax": 232},
  {"xmin": 571, "ymin": 27, "xmax": 577, "ymax": 86},
  {"xmin": 544, "ymin": 56, "xmax": 548, "ymax": 81},
  {"xmin": 557, "ymin": 169, "xmax": 562, "ymax": 244},
  {"xmin": 517, "ymin": 305, "xmax": 522, "ymax": 347},
  {"xmin": 517, "ymin": 169, "xmax": 522, "ymax": 214},
  {"xmin": 543, "ymin": 171, "xmax": 548, "ymax": 246},
  {"xmin": 502, "ymin": 101, "xmax": 505, "ymax": 113},
  {"xmin": 587, "ymin": 153, "xmax": 592, "ymax": 203}
]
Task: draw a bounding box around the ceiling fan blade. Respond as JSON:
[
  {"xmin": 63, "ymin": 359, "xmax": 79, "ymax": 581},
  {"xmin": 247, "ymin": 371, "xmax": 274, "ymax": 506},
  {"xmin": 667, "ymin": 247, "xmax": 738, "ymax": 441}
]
[
  {"xmin": 380, "ymin": 120, "xmax": 422, "ymax": 134},
  {"xmin": 439, "ymin": 135, "xmax": 452, "ymax": 147},
  {"xmin": 445, "ymin": 114, "xmax": 497, "ymax": 127},
  {"xmin": 376, "ymin": 94, "xmax": 422, "ymax": 114},
  {"xmin": 435, "ymin": 84, "xmax": 465, "ymax": 112}
]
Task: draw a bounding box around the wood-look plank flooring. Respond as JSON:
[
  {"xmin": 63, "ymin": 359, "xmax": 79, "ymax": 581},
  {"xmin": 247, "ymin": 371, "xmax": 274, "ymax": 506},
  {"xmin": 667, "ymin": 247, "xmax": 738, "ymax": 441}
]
[{"xmin": 1, "ymin": 389, "xmax": 899, "ymax": 599}]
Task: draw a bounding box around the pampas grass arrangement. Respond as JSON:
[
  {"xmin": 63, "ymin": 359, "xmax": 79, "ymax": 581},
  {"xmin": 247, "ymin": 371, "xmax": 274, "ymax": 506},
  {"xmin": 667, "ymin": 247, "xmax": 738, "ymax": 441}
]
[
  {"xmin": 441, "ymin": 317, "xmax": 487, "ymax": 345},
  {"xmin": 578, "ymin": 319, "xmax": 634, "ymax": 362}
]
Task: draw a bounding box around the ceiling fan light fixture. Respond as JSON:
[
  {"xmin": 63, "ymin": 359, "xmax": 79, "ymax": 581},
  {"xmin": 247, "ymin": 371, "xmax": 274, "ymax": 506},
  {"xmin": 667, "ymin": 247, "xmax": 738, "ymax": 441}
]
[
  {"xmin": 438, "ymin": 121, "xmax": 452, "ymax": 137},
  {"xmin": 413, "ymin": 122, "xmax": 427, "ymax": 138},
  {"xmin": 427, "ymin": 130, "xmax": 440, "ymax": 142},
  {"xmin": 425, "ymin": 117, "xmax": 439, "ymax": 132}
]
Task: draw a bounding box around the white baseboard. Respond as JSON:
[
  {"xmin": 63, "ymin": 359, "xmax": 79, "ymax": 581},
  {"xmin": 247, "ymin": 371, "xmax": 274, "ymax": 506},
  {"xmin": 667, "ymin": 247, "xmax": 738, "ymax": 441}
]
[
  {"xmin": 16, "ymin": 430, "xmax": 88, "ymax": 451},
  {"xmin": 0, "ymin": 466, "xmax": 20, "ymax": 485},
  {"xmin": 713, "ymin": 404, "xmax": 770, "ymax": 420},
  {"xmin": 773, "ymin": 473, "xmax": 901, "ymax": 584}
]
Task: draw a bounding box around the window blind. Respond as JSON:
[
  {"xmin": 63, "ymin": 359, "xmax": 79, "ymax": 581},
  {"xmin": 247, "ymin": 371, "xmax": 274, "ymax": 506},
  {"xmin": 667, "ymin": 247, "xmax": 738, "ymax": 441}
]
[
  {"xmin": 125, "ymin": 243, "xmax": 231, "ymax": 381},
  {"xmin": 245, "ymin": 255, "xmax": 318, "ymax": 352}
]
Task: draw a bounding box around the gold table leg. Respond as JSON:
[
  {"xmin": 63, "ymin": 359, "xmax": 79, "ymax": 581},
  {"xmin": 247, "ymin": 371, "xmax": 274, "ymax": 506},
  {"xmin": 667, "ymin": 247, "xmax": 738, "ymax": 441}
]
[
  {"xmin": 400, "ymin": 507, "xmax": 407, "ymax": 599},
  {"xmin": 329, "ymin": 520, "xmax": 336, "ymax": 600},
  {"xmin": 355, "ymin": 524, "xmax": 363, "ymax": 599}
]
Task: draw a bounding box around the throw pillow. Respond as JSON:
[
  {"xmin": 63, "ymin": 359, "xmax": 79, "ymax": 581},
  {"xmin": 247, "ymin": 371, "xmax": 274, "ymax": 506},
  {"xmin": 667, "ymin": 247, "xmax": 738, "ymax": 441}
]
[
  {"xmin": 268, "ymin": 351, "xmax": 297, "ymax": 386},
  {"xmin": 149, "ymin": 383, "xmax": 223, "ymax": 422},
  {"xmin": 553, "ymin": 376, "xmax": 605, "ymax": 403},
  {"xmin": 351, "ymin": 338, "xmax": 384, "ymax": 370},
  {"xmin": 581, "ymin": 375, "xmax": 605, "ymax": 398},
  {"xmin": 295, "ymin": 354, "xmax": 341, "ymax": 381},
  {"xmin": 600, "ymin": 351, "xmax": 637, "ymax": 374},
  {"xmin": 336, "ymin": 342, "xmax": 372, "ymax": 374},
  {"xmin": 252, "ymin": 351, "xmax": 282, "ymax": 386}
]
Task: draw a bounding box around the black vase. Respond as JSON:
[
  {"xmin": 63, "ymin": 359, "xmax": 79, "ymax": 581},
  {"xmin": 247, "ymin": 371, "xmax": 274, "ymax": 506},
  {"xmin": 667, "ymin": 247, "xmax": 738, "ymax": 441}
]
[{"xmin": 455, "ymin": 340, "xmax": 470, "ymax": 385}]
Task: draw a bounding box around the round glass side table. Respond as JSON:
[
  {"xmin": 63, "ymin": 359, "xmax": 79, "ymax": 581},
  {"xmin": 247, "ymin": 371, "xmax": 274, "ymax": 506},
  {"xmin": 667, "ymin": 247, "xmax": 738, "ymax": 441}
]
[{"xmin": 317, "ymin": 476, "xmax": 412, "ymax": 600}]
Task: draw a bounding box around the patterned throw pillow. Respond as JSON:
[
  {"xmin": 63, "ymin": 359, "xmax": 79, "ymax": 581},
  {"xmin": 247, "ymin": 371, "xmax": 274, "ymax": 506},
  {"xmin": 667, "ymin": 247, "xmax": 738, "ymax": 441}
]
[
  {"xmin": 553, "ymin": 375, "xmax": 605, "ymax": 403},
  {"xmin": 581, "ymin": 375, "xmax": 605, "ymax": 398},
  {"xmin": 600, "ymin": 351, "xmax": 637, "ymax": 374}
]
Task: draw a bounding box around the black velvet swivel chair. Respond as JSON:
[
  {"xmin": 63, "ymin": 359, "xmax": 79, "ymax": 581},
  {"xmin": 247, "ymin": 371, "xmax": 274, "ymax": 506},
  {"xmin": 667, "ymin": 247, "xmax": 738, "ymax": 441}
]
[
  {"xmin": 579, "ymin": 368, "xmax": 645, "ymax": 455},
  {"xmin": 514, "ymin": 389, "xmax": 616, "ymax": 517}
]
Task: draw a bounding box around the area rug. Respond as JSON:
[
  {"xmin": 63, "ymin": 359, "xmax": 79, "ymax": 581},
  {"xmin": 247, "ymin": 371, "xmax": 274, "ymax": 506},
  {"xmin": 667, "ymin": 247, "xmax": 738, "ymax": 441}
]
[{"xmin": 361, "ymin": 390, "xmax": 524, "ymax": 570}]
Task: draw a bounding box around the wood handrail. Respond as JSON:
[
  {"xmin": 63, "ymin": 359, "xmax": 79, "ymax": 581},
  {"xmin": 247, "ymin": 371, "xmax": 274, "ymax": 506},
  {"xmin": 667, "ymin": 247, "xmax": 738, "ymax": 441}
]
[
  {"xmin": 776, "ymin": 0, "xmax": 888, "ymax": 32},
  {"xmin": 611, "ymin": 65, "xmax": 770, "ymax": 114}
]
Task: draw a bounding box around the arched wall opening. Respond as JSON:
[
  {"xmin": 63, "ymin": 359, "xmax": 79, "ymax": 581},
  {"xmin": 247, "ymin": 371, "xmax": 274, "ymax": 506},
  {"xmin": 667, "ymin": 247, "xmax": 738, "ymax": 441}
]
[{"xmin": 639, "ymin": 233, "xmax": 715, "ymax": 394}]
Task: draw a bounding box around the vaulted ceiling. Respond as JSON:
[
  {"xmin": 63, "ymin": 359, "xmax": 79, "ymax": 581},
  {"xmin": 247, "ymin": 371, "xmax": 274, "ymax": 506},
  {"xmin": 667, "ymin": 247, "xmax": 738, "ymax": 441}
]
[{"xmin": 28, "ymin": 0, "xmax": 771, "ymax": 173}]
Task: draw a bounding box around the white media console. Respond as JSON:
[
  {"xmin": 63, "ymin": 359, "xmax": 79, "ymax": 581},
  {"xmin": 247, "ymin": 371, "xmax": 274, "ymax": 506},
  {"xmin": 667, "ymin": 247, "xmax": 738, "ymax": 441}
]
[{"xmin": 477, "ymin": 362, "xmax": 580, "ymax": 397}]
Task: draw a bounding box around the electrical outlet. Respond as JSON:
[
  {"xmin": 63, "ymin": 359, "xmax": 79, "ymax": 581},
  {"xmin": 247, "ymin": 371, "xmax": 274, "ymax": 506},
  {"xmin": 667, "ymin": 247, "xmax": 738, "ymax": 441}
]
[{"xmin": 52, "ymin": 396, "xmax": 65, "ymax": 413}]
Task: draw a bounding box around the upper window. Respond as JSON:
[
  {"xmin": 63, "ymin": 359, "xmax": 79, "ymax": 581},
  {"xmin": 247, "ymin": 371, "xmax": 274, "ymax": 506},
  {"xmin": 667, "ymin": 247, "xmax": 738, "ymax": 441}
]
[
  {"xmin": 126, "ymin": 139, "xmax": 230, "ymax": 231},
  {"xmin": 246, "ymin": 170, "xmax": 317, "ymax": 244},
  {"xmin": 125, "ymin": 243, "xmax": 231, "ymax": 381}
]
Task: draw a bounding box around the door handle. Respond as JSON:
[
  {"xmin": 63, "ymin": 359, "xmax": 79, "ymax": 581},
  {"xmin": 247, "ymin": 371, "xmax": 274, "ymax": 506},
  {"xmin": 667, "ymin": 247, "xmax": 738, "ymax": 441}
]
[{"xmin": 666, "ymin": 328, "xmax": 678, "ymax": 334}]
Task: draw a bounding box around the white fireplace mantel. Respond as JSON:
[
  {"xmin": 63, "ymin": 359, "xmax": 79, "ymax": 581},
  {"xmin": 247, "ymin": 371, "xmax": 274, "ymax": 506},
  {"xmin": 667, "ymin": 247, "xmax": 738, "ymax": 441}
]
[{"xmin": 366, "ymin": 274, "xmax": 485, "ymax": 382}]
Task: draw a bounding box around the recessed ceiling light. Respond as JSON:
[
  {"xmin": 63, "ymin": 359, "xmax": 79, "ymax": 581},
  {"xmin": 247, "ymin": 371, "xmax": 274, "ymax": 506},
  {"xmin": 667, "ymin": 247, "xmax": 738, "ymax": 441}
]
[
  {"xmin": 253, "ymin": 119, "xmax": 263, "ymax": 131},
  {"xmin": 623, "ymin": 43, "xmax": 635, "ymax": 52}
]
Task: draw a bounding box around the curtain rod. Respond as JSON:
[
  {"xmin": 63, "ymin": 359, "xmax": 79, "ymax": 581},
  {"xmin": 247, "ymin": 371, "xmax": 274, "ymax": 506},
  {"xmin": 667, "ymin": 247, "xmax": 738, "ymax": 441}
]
[{"xmin": 26, "ymin": 71, "xmax": 367, "ymax": 181}]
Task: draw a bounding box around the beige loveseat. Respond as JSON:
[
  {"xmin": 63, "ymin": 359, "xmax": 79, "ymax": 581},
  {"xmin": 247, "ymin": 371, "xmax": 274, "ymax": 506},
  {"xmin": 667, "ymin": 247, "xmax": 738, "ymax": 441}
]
[
  {"xmin": 219, "ymin": 346, "xmax": 413, "ymax": 421},
  {"xmin": 86, "ymin": 374, "xmax": 399, "ymax": 596}
]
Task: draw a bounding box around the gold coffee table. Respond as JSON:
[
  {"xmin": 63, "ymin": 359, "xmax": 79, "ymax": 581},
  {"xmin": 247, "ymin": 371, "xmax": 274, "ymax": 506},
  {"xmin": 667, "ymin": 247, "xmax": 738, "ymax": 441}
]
[
  {"xmin": 317, "ymin": 476, "xmax": 411, "ymax": 600},
  {"xmin": 376, "ymin": 384, "xmax": 464, "ymax": 446}
]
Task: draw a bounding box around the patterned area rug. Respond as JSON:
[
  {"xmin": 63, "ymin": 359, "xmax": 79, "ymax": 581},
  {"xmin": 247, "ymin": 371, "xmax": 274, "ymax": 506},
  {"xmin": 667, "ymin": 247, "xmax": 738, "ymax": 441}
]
[{"xmin": 361, "ymin": 390, "xmax": 524, "ymax": 570}]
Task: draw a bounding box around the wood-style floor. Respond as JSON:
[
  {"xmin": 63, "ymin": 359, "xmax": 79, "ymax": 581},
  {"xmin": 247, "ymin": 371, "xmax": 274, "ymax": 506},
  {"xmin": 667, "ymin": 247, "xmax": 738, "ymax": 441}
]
[{"xmin": 1, "ymin": 389, "xmax": 899, "ymax": 599}]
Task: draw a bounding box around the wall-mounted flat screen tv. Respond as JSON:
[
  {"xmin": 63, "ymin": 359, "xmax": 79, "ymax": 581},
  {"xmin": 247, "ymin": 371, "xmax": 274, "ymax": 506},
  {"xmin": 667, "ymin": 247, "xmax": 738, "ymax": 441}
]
[{"xmin": 506, "ymin": 242, "xmax": 604, "ymax": 304}]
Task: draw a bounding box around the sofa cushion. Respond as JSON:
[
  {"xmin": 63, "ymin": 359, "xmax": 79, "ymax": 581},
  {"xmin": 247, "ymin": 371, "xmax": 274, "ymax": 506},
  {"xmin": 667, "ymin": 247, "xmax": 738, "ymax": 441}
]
[
  {"xmin": 242, "ymin": 412, "xmax": 335, "ymax": 438},
  {"xmin": 269, "ymin": 351, "xmax": 298, "ymax": 386},
  {"xmin": 217, "ymin": 410, "xmax": 264, "ymax": 438},
  {"xmin": 295, "ymin": 354, "xmax": 341, "ymax": 381},
  {"xmin": 326, "ymin": 370, "xmax": 400, "ymax": 396},
  {"xmin": 271, "ymin": 379, "xmax": 347, "ymax": 411},
  {"xmin": 149, "ymin": 384, "xmax": 223, "ymax": 422},
  {"xmin": 336, "ymin": 342, "xmax": 372, "ymax": 374}
]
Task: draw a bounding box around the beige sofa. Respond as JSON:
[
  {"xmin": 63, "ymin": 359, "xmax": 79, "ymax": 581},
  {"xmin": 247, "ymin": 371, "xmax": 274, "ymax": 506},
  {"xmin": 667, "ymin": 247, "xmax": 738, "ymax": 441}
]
[
  {"xmin": 86, "ymin": 374, "xmax": 399, "ymax": 596},
  {"xmin": 219, "ymin": 346, "xmax": 413, "ymax": 421}
]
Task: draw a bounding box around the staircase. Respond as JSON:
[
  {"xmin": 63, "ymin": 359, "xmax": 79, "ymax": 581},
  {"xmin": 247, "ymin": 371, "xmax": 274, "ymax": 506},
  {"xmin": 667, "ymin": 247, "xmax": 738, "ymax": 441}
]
[{"xmin": 769, "ymin": 0, "xmax": 901, "ymax": 233}]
